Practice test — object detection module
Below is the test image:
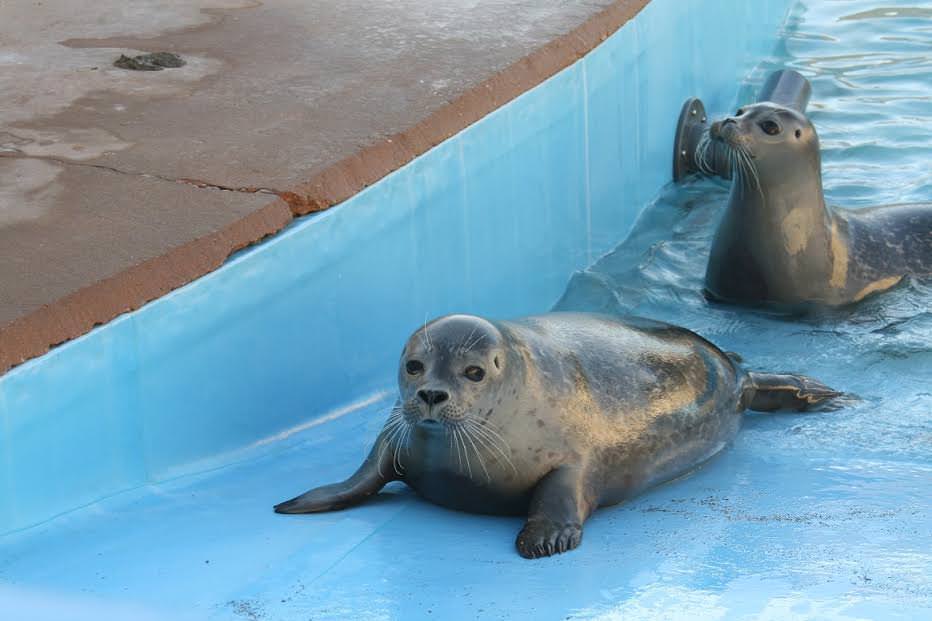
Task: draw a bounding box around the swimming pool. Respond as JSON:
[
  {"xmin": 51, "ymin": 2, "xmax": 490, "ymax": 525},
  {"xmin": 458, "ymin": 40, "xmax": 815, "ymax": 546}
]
[{"xmin": 1, "ymin": 0, "xmax": 929, "ymax": 619}]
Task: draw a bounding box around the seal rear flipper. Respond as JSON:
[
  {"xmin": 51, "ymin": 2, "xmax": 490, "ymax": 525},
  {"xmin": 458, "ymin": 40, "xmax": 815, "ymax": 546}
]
[
  {"xmin": 274, "ymin": 441, "xmax": 397, "ymax": 514},
  {"xmin": 744, "ymin": 372, "xmax": 843, "ymax": 412}
]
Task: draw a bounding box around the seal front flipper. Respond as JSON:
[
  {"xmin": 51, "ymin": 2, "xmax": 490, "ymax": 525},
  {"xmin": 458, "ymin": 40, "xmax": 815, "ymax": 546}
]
[
  {"xmin": 743, "ymin": 372, "xmax": 843, "ymax": 412},
  {"xmin": 274, "ymin": 436, "xmax": 398, "ymax": 514},
  {"xmin": 515, "ymin": 465, "xmax": 597, "ymax": 559}
]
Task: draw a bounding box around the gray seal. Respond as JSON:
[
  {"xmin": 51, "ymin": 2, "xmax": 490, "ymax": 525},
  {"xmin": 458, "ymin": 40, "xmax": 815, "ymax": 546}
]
[
  {"xmin": 704, "ymin": 102, "xmax": 932, "ymax": 309},
  {"xmin": 275, "ymin": 312, "xmax": 840, "ymax": 558}
]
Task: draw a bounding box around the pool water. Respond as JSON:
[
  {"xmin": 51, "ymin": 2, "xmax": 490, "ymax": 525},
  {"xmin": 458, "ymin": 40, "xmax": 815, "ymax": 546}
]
[
  {"xmin": 2, "ymin": 1, "xmax": 930, "ymax": 619},
  {"xmin": 560, "ymin": 0, "xmax": 932, "ymax": 612}
]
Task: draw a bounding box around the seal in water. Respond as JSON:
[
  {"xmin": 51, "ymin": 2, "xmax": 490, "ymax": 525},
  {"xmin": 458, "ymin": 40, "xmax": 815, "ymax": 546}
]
[
  {"xmin": 274, "ymin": 313, "xmax": 841, "ymax": 558},
  {"xmin": 702, "ymin": 102, "xmax": 932, "ymax": 309}
]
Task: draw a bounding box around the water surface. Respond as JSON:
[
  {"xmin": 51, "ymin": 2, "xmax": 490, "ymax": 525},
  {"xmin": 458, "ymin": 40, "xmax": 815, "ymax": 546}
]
[{"xmin": 557, "ymin": 0, "xmax": 932, "ymax": 616}]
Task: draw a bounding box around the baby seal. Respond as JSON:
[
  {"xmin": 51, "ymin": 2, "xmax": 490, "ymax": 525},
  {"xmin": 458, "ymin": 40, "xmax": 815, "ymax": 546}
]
[
  {"xmin": 703, "ymin": 102, "xmax": 931, "ymax": 309},
  {"xmin": 275, "ymin": 312, "xmax": 840, "ymax": 558}
]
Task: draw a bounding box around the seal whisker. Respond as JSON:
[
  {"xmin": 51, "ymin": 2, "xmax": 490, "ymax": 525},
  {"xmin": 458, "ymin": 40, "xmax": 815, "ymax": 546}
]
[
  {"xmin": 729, "ymin": 145, "xmax": 739, "ymax": 182},
  {"xmin": 461, "ymin": 332, "xmax": 487, "ymax": 355},
  {"xmin": 703, "ymin": 133, "xmax": 716, "ymax": 175},
  {"xmin": 455, "ymin": 427, "xmax": 474, "ymax": 478},
  {"xmin": 385, "ymin": 422, "xmax": 407, "ymax": 475},
  {"xmin": 396, "ymin": 427, "xmax": 406, "ymax": 463},
  {"xmin": 465, "ymin": 419, "xmax": 518, "ymax": 475},
  {"xmin": 402, "ymin": 424, "xmax": 413, "ymax": 456},
  {"xmin": 470, "ymin": 428, "xmax": 518, "ymax": 477},
  {"xmin": 391, "ymin": 433, "xmax": 401, "ymax": 476},
  {"xmin": 451, "ymin": 426, "xmax": 461, "ymax": 472},
  {"xmin": 460, "ymin": 428, "xmax": 473, "ymax": 478},
  {"xmin": 392, "ymin": 418, "xmax": 412, "ymax": 476},
  {"xmin": 468, "ymin": 418, "xmax": 510, "ymax": 447},
  {"xmin": 383, "ymin": 412, "xmax": 404, "ymax": 432},
  {"xmin": 458, "ymin": 324, "xmax": 479, "ymax": 354},
  {"xmin": 380, "ymin": 413, "xmax": 405, "ymax": 438},
  {"xmin": 696, "ymin": 132, "xmax": 706, "ymax": 174},
  {"xmin": 382, "ymin": 412, "xmax": 406, "ymax": 434},
  {"xmin": 419, "ymin": 330, "xmax": 429, "ymax": 353},
  {"xmin": 473, "ymin": 423, "xmax": 515, "ymax": 461},
  {"xmin": 697, "ymin": 132, "xmax": 706, "ymax": 173},
  {"xmin": 738, "ymin": 147, "xmax": 763, "ymax": 201},
  {"xmin": 423, "ymin": 313, "xmax": 433, "ymax": 353},
  {"xmin": 468, "ymin": 428, "xmax": 511, "ymax": 466},
  {"xmin": 378, "ymin": 419, "xmax": 407, "ymax": 477},
  {"xmin": 454, "ymin": 427, "xmax": 468, "ymax": 475},
  {"xmin": 697, "ymin": 131, "xmax": 715, "ymax": 175},
  {"xmin": 747, "ymin": 151, "xmax": 763, "ymax": 200},
  {"xmin": 459, "ymin": 423, "xmax": 491, "ymax": 483},
  {"xmin": 382, "ymin": 415, "xmax": 407, "ymax": 452},
  {"xmin": 465, "ymin": 426, "xmax": 495, "ymax": 483},
  {"xmin": 393, "ymin": 428, "xmax": 405, "ymax": 476}
]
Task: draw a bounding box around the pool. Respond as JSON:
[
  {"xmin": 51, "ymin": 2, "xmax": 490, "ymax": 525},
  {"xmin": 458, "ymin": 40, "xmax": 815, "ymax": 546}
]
[{"xmin": 1, "ymin": 0, "xmax": 930, "ymax": 619}]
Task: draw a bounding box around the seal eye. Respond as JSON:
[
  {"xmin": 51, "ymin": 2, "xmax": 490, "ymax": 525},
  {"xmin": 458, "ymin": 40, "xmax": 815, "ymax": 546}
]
[
  {"xmin": 405, "ymin": 360, "xmax": 424, "ymax": 376},
  {"xmin": 464, "ymin": 366, "xmax": 485, "ymax": 382},
  {"xmin": 760, "ymin": 120, "xmax": 780, "ymax": 136}
]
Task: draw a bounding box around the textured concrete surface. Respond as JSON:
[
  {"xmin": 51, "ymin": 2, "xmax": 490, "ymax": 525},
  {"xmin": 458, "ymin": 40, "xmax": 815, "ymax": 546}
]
[{"xmin": 0, "ymin": 0, "xmax": 648, "ymax": 373}]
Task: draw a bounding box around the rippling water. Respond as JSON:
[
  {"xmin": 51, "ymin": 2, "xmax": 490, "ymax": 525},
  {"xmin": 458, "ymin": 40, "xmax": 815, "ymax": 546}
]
[{"xmin": 557, "ymin": 0, "xmax": 931, "ymax": 615}]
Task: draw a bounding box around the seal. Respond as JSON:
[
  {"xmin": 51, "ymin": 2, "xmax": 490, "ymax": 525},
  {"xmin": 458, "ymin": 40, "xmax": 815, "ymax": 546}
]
[
  {"xmin": 703, "ymin": 102, "xmax": 932, "ymax": 309},
  {"xmin": 274, "ymin": 312, "xmax": 841, "ymax": 558}
]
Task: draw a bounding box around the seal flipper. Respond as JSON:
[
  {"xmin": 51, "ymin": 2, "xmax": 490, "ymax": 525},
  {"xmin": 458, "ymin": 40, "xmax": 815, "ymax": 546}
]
[
  {"xmin": 274, "ymin": 438, "xmax": 398, "ymax": 514},
  {"xmin": 744, "ymin": 372, "xmax": 842, "ymax": 412},
  {"xmin": 515, "ymin": 465, "xmax": 597, "ymax": 559}
]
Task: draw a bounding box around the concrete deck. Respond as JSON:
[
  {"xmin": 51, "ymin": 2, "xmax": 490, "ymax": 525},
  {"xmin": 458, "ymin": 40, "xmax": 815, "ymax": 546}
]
[{"xmin": 0, "ymin": 0, "xmax": 648, "ymax": 374}]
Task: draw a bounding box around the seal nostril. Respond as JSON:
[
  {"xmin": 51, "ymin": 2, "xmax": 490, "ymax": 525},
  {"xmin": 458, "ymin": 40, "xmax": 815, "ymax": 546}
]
[{"xmin": 418, "ymin": 389, "xmax": 449, "ymax": 405}]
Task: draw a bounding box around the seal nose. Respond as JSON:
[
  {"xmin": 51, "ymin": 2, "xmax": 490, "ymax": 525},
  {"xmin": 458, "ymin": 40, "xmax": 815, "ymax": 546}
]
[
  {"xmin": 710, "ymin": 118, "xmax": 737, "ymax": 141},
  {"xmin": 418, "ymin": 389, "xmax": 449, "ymax": 406}
]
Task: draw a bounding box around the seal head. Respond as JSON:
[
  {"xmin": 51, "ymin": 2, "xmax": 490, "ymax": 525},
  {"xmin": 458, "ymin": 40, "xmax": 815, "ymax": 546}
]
[
  {"xmin": 399, "ymin": 314, "xmax": 509, "ymax": 431},
  {"xmin": 709, "ymin": 102, "xmax": 818, "ymax": 190}
]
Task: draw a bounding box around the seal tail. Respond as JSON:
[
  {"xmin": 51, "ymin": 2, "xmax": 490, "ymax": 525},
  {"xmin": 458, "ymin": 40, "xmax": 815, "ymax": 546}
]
[{"xmin": 743, "ymin": 372, "xmax": 843, "ymax": 412}]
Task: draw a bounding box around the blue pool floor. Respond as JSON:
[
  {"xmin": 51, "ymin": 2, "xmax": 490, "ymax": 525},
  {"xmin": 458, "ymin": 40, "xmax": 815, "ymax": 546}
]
[{"xmin": 3, "ymin": 0, "xmax": 932, "ymax": 619}]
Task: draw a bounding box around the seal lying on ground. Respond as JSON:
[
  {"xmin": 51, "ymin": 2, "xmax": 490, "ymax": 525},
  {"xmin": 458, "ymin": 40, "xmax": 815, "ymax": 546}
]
[
  {"xmin": 702, "ymin": 102, "xmax": 932, "ymax": 309},
  {"xmin": 275, "ymin": 313, "xmax": 841, "ymax": 558}
]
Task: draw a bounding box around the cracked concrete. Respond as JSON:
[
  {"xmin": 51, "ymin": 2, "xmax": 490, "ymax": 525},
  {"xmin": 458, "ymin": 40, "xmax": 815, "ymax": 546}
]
[
  {"xmin": 0, "ymin": 160, "xmax": 284, "ymax": 324},
  {"xmin": 0, "ymin": 0, "xmax": 648, "ymax": 374},
  {"xmin": 0, "ymin": 152, "xmax": 286, "ymax": 203}
]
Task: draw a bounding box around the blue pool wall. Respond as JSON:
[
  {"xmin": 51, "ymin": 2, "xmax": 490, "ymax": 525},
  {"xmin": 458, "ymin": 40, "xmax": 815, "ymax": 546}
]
[{"xmin": 0, "ymin": 0, "xmax": 794, "ymax": 535}]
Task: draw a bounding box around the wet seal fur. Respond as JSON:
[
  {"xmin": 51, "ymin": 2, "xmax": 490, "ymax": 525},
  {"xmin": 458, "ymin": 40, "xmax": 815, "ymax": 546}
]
[
  {"xmin": 702, "ymin": 102, "xmax": 932, "ymax": 310},
  {"xmin": 275, "ymin": 313, "xmax": 842, "ymax": 559}
]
